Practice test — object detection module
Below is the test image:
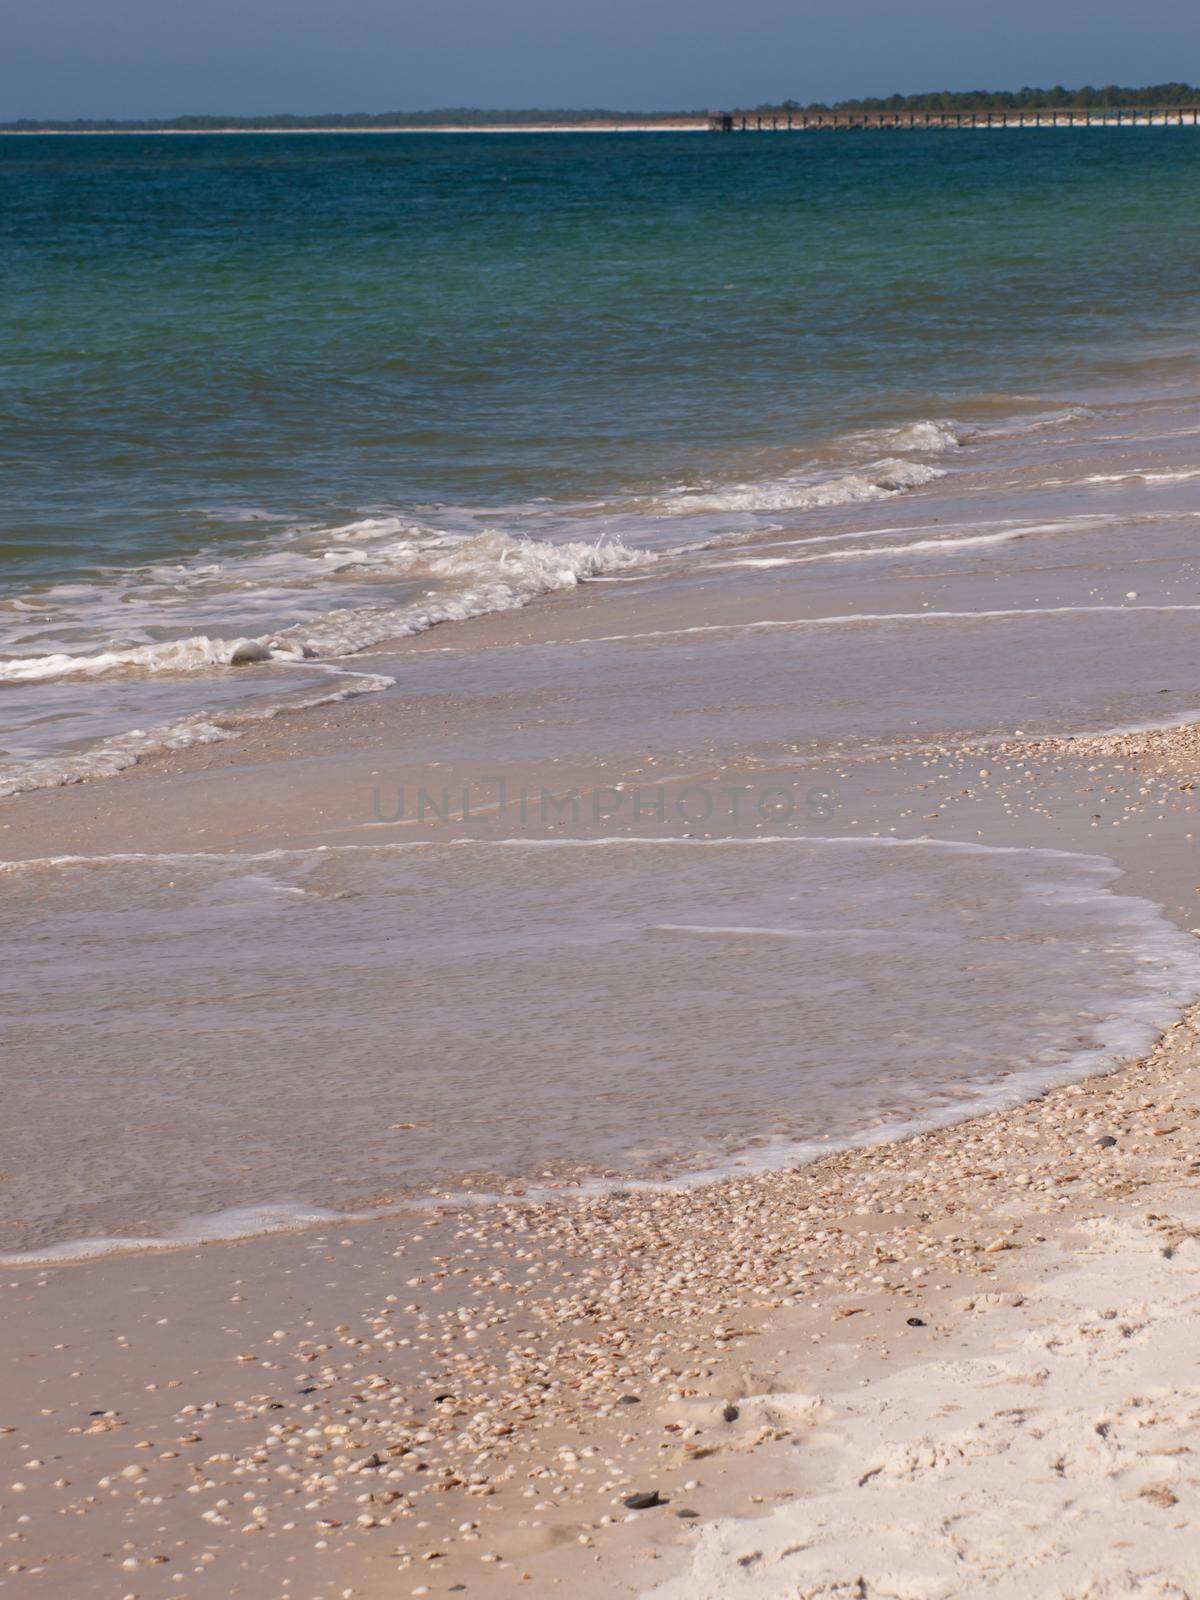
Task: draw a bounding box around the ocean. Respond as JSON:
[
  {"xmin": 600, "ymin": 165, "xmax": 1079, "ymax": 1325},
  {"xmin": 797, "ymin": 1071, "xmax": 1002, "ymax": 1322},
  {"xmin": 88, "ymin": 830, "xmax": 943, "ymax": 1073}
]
[
  {"xmin": 6, "ymin": 129, "xmax": 1200, "ymax": 1256},
  {"xmin": 4, "ymin": 129, "xmax": 1200, "ymax": 791}
]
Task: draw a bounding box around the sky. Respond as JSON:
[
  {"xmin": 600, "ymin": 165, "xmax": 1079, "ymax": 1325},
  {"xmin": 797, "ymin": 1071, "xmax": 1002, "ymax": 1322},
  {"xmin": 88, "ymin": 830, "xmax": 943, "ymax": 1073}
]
[{"xmin": 2, "ymin": 0, "xmax": 1198, "ymax": 118}]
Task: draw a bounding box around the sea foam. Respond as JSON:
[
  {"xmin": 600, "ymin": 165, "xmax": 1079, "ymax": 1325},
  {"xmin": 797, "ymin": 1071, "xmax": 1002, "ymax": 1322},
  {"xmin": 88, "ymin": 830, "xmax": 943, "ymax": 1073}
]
[
  {"xmin": 658, "ymin": 457, "xmax": 946, "ymax": 514},
  {"xmin": 0, "ymin": 529, "xmax": 645, "ymax": 687}
]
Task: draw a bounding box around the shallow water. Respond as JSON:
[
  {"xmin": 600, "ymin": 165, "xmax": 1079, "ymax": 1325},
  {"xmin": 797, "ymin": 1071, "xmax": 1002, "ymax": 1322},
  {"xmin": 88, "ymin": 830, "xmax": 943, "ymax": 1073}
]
[{"xmin": 4, "ymin": 836, "xmax": 1198, "ymax": 1256}]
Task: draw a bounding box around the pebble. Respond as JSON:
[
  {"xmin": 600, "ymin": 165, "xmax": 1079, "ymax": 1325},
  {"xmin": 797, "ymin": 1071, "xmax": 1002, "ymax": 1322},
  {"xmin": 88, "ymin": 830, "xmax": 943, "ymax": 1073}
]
[
  {"xmin": 229, "ymin": 641, "xmax": 272, "ymax": 665},
  {"xmin": 624, "ymin": 1490, "xmax": 667, "ymax": 1510}
]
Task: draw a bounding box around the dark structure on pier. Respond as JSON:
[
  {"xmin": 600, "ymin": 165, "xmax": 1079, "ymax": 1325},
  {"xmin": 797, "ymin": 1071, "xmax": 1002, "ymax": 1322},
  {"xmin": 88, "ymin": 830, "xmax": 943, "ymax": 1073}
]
[{"xmin": 709, "ymin": 106, "xmax": 1200, "ymax": 131}]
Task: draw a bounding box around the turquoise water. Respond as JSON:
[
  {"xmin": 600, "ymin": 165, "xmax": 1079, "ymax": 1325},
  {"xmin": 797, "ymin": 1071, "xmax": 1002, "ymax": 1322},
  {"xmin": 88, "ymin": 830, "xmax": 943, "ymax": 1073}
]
[
  {"xmin": 6, "ymin": 131, "xmax": 1200, "ymax": 571},
  {"xmin": 10, "ymin": 132, "xmax": 1200, "ymax": 1252},
  {"xmin": 3, "ymin": 129, "xmax": 1200, "ymax": 788}
]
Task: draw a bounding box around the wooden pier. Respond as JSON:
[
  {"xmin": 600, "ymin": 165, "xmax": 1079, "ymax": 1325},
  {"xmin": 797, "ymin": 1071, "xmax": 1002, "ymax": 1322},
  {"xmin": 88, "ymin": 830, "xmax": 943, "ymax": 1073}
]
[{"xmin": 709, "ymin": 106, "xmax": 1200, "ymax": 132}]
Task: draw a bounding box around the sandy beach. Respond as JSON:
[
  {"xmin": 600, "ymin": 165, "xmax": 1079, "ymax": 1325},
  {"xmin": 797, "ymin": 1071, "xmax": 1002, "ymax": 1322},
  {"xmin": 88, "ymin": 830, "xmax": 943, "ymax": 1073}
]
[
  {"xmin": 7, "ymin": 129, "xmax": 1200, "ymax": 1599},
  {"xmin": 3, "ymin": 825, "xmax": 1200, "ymax": 1597},
  {"xmin": 2, "ymin": 124, "xmax": 711, "ymax": 136},
  {"xmin": 6, "ymin": 578, "xmax": 1200, "ymax": 1596}
]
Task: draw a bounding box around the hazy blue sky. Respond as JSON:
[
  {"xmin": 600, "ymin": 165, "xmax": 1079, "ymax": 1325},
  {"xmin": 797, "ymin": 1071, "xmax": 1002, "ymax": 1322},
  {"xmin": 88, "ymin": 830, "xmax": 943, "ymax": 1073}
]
[{"xmin": 3, "ymin": 0, "xmax": 1198, "ymax": 117}]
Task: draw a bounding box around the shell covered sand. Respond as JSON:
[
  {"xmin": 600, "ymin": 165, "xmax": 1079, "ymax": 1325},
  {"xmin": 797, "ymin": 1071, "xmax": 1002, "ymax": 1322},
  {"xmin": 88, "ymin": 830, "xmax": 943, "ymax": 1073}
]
[{"xmin": 4, "ymin": 1004, "xmax": 1200, "ymax": 1597}]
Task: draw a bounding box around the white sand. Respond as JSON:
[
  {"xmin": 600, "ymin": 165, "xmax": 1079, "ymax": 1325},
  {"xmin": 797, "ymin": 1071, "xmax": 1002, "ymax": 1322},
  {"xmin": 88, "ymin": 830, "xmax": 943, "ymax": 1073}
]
[{"xmin": 649, "ymin": 1211, "xmax": 1200, "ymax": 1599}]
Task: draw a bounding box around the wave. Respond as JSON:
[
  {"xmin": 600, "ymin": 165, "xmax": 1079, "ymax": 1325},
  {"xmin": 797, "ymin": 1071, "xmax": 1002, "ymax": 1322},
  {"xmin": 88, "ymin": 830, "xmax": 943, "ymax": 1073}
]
[
  {"xmin": 657, "ymin": 457, "xmax": 947, "ymax": 515},
  {"xmin": 0, "ymin": 633, "xmax": 312, "ymax": 684},
  {"xmin": 0, "ymin": 394, "xmax": 1102, "ymax": 802},
  {"xmin": 853, "ymin": 407, "xmax": 1093, "ymax": 457},
  {"xmin": 853, "ymin": 419, "xmax": 965, "ymax": 454},
  {"xmin": 0, "ymin": 667, "xmax": 394, "ymax": 799},
  {"xmin": 0, "ymin": 529, "xmax": 645, "ymax": 688},
  {"xmin": 290, "ymin": 528, "xmax": 645, "ymax": 655},
  {"xmin": 0, "ymin": 402, "xmax": 1060, "ymax": 703},
  {"xmin": 974, "ymin": 404, "xmax": 1095, "ymax": 439}
]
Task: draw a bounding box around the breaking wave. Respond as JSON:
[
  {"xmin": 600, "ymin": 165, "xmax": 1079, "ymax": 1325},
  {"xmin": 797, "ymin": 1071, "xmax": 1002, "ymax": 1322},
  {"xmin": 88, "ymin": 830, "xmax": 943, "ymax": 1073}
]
[
  {"xmin": 0, "ymin": 528, "xmax": 645, "ymax": 687},
  {"xmin": 854, "ymin": 419, "xmax": 965, "ymax": 454},
  {"xmin": 658, "ymin": 457, "xmax": 947, "ymax": 515},
  {"xmin": 0, "ymin": 397, "xmax": 1102, "ymax": 799}
]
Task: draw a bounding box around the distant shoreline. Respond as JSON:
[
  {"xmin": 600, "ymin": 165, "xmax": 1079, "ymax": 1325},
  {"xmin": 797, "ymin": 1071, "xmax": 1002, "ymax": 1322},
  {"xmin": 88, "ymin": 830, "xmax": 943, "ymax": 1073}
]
[
  {"xmin": 0, "ymin": 121, "xmax": 710, "ymax": 136},
  {"xmin": 4, "ymin": 115, "xmax": 1199, "ymax": 136},
  {"xmin": 8, "ymin": 83, "xmax": 1200, "ymax": 136}
]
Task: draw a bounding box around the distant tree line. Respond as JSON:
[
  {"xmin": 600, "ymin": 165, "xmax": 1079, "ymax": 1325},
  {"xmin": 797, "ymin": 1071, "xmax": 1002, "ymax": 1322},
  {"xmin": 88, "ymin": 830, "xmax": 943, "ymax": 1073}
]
[
  {"xmin": 5, "ymin": 86, "xmax": 1200, "ymax": 132},
  {"xmin": 0, "ymin": 108, "xmax": 702, "ymax": 131},
  {"xmin": 743, "ymin": 83, "xmax": 1200, "ymax": 115}
]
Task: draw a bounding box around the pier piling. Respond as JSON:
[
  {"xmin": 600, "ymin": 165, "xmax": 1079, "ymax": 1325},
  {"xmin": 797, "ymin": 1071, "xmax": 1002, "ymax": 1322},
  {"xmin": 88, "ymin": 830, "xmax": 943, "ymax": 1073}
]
[{"xmin": 707, "ymin": 105, "xmax": 1200, "ymax": 132}]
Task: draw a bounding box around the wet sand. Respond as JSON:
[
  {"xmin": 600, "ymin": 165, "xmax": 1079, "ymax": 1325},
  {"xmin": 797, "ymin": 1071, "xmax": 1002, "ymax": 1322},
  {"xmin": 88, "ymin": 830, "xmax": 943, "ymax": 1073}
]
[
  {"xmin": 5, "ymin": 716, "xmax": 1200, "ymax": 1596},
  {"xmin": 7, "ymin": 402, "xmax": 1200, "ymax": 1593}
]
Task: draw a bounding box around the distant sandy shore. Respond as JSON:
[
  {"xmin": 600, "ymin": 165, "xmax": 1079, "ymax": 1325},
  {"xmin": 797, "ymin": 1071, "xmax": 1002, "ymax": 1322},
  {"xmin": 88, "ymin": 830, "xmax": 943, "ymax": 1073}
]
[{"xmin": 0, "ymin": 123, "xmax": 711, "ymax": 136}]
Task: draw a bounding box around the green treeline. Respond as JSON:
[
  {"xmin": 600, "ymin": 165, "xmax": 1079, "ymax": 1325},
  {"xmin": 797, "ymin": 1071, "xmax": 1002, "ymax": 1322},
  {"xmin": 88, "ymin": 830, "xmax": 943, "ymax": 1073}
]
[
  {"xmin": 751, "ymin": 83, "xmax": 1200, "ymax": 114},
  {"xmin": 4, "ymin": 86, "xmax": 1200, "ymax": 132},
  {"xmin": 0, "ymin": 108, "xmax": 699, "ymax": 131}
]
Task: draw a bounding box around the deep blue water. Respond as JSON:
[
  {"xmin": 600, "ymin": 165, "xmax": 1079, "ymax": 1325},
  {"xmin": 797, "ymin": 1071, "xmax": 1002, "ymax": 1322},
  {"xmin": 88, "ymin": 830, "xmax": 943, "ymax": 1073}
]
[{"xmin": 3, "ymin": 130, "xmax": 1200, "ymax": 585}]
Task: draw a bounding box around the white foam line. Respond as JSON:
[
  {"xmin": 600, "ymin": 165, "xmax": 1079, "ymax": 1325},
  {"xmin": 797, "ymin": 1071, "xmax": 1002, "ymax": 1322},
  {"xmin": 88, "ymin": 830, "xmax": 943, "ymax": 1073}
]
[
  {"xmin": 1083, "ymin": 468, "xmax": 1200, "ymax": 485},
  {"xmin": 0, "ymin": 832, "xmax": 1125, "ymax": 874},
  {"xmin": 653, "ymin": 921, "xmax": 823, "ymax": 938},
  {"xmin": 541, "ymin": 603, "xmax": 1200, "ymax": 648},
  {"xmin": 0, "ymin": 1205, "xmax": 354, "ymax": 1267},
  {"xmin": 706, "ymin": 557, "xmax": 805, "ymax": 569},
  {"xmin": 650, "ymin": 922, "xmax": 897, "ymax": 940},
  {"xmin": 584, "ymin": 573, "xmax": 659, "ymax": 583},
  {"xmin": 0, "ymin": 666, "xmax": 396, "ymax": 800},
  {"xmin": 1069, "ymin": 705, "xmax": 1200, "ymax": 738},
  {"xmin": 1091, "ymin": 429, "xmax": 1200, "ymax": 443},
  {"xmin": 1031, "ymin": 468, "xmax": 1200, "ymax": 490},
  {"xmin": 708, "ymin": 525, "xmax": 1050, "ymax": 569},
  {"xmin": 651, "ymin": 457, "xmax": 947, "ymax": 516},
  {"xmin": 474, "ymin": 833, "xmax": 1122, "ymax": 869},
  {"xmin": 740, "ymin": 512, "xmax": 1115, "ymax": 556}
]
